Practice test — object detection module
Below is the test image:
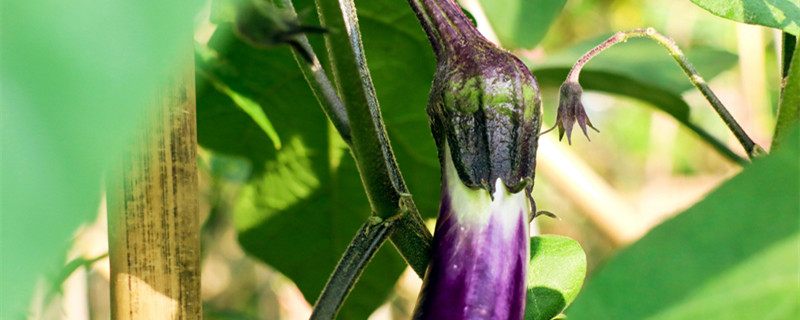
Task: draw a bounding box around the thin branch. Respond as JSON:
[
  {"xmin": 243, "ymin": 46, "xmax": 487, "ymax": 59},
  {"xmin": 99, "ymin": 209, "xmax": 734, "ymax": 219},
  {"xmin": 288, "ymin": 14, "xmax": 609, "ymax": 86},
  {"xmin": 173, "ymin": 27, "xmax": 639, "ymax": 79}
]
[
  {"xmin": 278, "ymin": 0, "xmax": 351, "ymax": 145},
  {"xmin": 310, "ymin": 216, "xmax": 397, "ymax": 320},
  {"xmin": 567, "ymin": 28, "xmax": 765, "ymax": 160}
]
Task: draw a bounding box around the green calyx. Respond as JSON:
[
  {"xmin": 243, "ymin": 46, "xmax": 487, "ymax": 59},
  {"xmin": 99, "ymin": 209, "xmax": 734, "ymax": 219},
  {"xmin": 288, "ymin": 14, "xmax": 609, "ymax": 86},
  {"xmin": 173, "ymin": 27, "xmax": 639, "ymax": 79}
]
[
  {"xmin": 443, "ymin": 78, "xmax": 482, "ymax": 114},
  {"xmin": 522, "ymin": 85, "xmax": 540, "ymax": 121},
  {"xmin": 428, "ymin": 46, "xmax": 543, "ymax": 197}
]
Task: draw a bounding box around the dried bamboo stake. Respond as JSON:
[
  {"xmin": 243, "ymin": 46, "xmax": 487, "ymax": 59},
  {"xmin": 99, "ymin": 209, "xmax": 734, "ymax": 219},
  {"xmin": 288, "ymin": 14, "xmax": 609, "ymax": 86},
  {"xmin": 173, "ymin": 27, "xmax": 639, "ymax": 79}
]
[{"xmin": 106, "ymin": 59, "xmax": 201, "ymax": 319}]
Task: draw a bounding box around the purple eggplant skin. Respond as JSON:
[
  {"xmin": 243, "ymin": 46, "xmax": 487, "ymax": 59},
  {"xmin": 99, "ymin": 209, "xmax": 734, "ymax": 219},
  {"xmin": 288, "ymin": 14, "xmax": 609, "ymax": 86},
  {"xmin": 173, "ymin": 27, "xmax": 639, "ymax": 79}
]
[{"xmin": 412, "ymin": 145, "xmax": 531, "ymax": 320}]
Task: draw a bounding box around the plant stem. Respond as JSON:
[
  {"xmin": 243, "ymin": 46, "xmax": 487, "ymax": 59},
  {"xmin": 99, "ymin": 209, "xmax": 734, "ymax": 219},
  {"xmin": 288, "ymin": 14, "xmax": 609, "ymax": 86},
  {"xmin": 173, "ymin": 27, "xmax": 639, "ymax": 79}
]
[
  {"xmin": 107, "ymin": 60, "xmax": 201, "ymax": 319},
  {"xmin": 406, "ymin": 0, "xmax": 481, "ymax": 60},
  {"xmin": 310, "ymin": 216, "xmax": 398, "ymax": 320},
  {"xmin": 772, "ymin": 34, "xmax": 800, "ymax": 150},
  {"xmin": 781, "ymin": 33, "xmax": 797, "ymax": 79},
  {"xmin": 277, "ymin": 0, "xmax": 351, "ymax": 145},
  {"xmin": 313, "ymin": 0, "xmax": 432, "ymax": 275},
  {"xmin": 567, "ymin": 28, "xmax": 764, "ymax": 160}
]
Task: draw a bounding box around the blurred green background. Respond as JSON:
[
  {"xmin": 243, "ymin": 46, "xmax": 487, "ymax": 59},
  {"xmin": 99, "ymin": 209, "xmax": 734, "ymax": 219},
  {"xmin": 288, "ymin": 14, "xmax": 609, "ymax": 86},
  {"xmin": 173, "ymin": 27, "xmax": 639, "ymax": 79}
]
[{"xmin": 1, "ymin": 1, "xmax": 197, "ymax": 318}]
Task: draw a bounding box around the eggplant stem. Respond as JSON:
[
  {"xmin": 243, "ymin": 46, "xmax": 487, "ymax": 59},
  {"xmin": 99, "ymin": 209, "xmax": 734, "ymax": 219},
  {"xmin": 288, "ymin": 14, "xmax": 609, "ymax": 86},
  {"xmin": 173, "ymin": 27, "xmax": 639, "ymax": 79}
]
[{"xmin": 281, "ymin": 0, "xmax": 433, "ymax": 278}]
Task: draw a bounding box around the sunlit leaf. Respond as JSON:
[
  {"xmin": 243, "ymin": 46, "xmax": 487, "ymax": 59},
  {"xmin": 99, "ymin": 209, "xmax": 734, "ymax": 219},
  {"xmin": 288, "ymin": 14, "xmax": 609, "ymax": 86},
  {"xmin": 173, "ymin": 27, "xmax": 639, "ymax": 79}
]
[
  {"xmin": 691, "ymin": 0, "xmax": 800, "ymax": 36},
  {"xmin": 197, "ymin": 30, "xmax": 405, "ymax": 320},
  {"xmin": 566, "ymin": 126, "xmax": 800, "ymax": 320}
]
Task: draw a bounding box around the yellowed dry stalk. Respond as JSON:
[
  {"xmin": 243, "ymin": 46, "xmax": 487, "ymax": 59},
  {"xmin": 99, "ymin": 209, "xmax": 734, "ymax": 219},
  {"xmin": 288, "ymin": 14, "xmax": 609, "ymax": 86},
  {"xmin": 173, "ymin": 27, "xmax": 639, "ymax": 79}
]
[{"xmin": 106, "ymin": 60, "xmax": 201, "ymax": 319}]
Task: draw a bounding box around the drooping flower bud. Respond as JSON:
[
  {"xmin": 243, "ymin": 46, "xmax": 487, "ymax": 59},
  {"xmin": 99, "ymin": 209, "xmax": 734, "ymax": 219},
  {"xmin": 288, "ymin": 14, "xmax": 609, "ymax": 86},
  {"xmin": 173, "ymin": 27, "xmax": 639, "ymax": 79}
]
[
  {"xmin": 542, "ymin": 81, "xmax": 598, "ymax": 144},
  {"xmin": 224, "ymin": 0, "xmax": 326, "ymax": 63},
  {"xmin": 406, "ymin": 1, "xmax": 543, "ymax": 319}
]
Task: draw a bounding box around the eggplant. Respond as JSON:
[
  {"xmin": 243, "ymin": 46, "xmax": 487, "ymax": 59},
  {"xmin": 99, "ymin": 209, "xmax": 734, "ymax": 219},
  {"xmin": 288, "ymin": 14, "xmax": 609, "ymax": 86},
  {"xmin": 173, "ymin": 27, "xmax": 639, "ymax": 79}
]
[{"xmin": 405, "ymin": 0, "xmax": 544, "ymax": 319}]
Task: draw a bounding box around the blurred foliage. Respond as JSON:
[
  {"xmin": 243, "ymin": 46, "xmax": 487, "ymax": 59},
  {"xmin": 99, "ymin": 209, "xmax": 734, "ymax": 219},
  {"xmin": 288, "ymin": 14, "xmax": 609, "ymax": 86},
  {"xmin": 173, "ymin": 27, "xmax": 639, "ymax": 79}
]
[
  {"xmin": 538, "ymin": 37, "xmax": 738, "ymax": 93},
  {"xmin": 1, "ymin": 1, "xmax": 197, "ymax": 318},
  {"xmin": 479, "ymin": 0, "xmax": 567, "ymax": 49},
  {"xmin": 567, "ymin": 126, "xmax": 800, "ymax": 319}
]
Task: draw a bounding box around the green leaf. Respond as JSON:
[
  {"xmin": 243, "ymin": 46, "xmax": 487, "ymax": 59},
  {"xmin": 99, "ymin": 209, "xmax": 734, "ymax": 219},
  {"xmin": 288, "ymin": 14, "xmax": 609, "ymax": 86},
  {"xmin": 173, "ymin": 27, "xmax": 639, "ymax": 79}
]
[
  {"xmin": 532, "ymin": 37, "xmax": 743, "ymax": 163},
  {"xmin": 478, "ymin": 0, "xmax": 567, "ymax": 49},
  {"xmin": 690, "ymin": 0, "xmax": 800, "ymax": 36},
  {"xmin": 198, "ymin": 68, "xmax": 282, "ymax": 150},
  {"xmin": 566, "ymin": 126, "xmax": 800, "ymax": 320},
  {"xmin": 525, "ymin": 235, "xmax": 587, "ymax": 320},
  {"xmin": 2, "ymin": 1, "xmax": 196, "ymax": 318}
]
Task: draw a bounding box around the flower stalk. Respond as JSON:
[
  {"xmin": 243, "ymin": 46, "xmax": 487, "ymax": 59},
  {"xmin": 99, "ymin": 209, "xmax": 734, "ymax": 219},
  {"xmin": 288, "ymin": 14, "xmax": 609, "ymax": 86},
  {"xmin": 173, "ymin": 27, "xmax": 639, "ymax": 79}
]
[{"xmin": 560, "ymin": 28, "xmax": 765, "ymax": 159}]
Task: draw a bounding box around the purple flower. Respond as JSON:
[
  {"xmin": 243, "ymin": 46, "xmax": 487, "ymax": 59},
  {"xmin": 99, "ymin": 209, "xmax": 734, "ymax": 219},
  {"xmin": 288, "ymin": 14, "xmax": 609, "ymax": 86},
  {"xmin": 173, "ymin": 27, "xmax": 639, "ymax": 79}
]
[{"xmin": 543, "ymin": 81, "xmax": 599, "ymax": 144}]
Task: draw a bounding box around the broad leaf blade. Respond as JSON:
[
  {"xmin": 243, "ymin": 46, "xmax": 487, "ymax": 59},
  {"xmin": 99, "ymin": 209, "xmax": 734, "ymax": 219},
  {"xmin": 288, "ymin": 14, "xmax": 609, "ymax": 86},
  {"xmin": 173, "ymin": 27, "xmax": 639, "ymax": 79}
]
[
  {"xmin": 478, "ymin": 0, "xmax": 567, "ymax": 49},
  {"xmin": 690, "ymin": 0, "xmax": 800, "ymax": 36},
  {"xmin": 525, "ymin": 235, "xmax": 587, "ymax": 320},
  {"xmin": 566, "ymin": 126, "xmax": 800, "ymax": 320}
]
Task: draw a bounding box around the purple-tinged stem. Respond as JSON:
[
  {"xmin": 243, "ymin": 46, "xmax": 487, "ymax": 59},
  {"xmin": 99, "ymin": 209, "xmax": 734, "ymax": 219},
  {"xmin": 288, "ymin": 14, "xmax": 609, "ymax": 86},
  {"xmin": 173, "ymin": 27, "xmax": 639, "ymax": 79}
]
[
  {"xmin": 566, "ymin": 28, "xmax": 763, "ymax": 159},
  {"xmin": 406, "ymin": 0, "xmax": 482, "ymax": 60}
]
